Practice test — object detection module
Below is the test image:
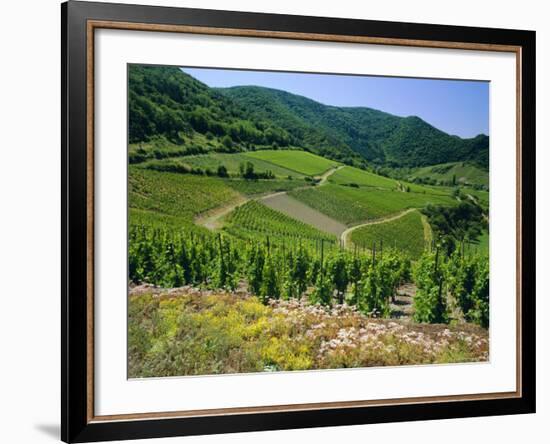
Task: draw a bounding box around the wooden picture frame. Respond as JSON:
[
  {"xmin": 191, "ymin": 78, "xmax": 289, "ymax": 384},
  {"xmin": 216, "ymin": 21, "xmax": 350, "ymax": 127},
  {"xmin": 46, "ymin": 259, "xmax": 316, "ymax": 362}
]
[{"xmin": 62, "ymin": 1, "xmax": 536, "ymax": 442}]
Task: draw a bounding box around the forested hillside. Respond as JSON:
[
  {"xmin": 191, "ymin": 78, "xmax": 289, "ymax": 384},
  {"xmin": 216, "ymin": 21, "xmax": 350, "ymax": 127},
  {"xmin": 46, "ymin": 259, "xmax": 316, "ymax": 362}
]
[
  {"xmin": 221, "ymin": 86, "xmax": 489, "ymax": 168},
  {"xmin": 129, "ymin": 65, "xmax": 489, "ymax": 170}
]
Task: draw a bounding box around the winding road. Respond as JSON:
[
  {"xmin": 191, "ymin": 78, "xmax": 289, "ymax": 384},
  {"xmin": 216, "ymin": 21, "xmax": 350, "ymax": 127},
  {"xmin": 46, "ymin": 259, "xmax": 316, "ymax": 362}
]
[
  {"xmin": 339, "ymin": 208, "xmax": 418, "ymax": 248},
  {"xmin": 196, "ymin": 165, "xmax": 426, "ymax": 252},
  {"xmin": 195, "ymin": 165, "xmax": 342, "ymax": 231}
]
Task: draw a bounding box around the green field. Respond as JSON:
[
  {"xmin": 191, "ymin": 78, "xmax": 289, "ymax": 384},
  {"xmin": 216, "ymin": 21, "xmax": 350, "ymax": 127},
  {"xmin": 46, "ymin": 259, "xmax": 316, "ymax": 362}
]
[
  {"xmin": 410, "ymin": 162, "xmax": 489, "ymax": 187},
  {"xmin": 223, "ymin": 201, "xmax": 336, "ymax": 245},
  {"xmin": 349, "ymin": 210, "xmax": 427, "ymax": 258},
  {"xmin": 289, "ymin": 184, "xmax": 457, "ymax": 225},
  {"xmin": 143, "ymin": 152, "xmax": 307, "ymax": 179},
  {"xmin": 245, "ymin": 150, "xmax": 339, "ymax": 176},
  {"xmin": 329, "ymin": 165, "xmax": 452, "ymax": 197},
  {"xmin": 328, "ymin": 165, "xmax": 398, "ymax": 188}
]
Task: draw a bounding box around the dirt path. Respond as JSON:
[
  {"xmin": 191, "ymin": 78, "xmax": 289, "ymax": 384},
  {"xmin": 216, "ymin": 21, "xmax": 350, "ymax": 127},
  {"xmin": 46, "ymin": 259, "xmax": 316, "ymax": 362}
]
[
  {"xmin": 420, "ymin": 213, "xmax": 433, "ymax": 245},
  {"xmin": 391, "ymin": 283, "xmax": 416, "ymax": 319},
  {"xmin": 340, "ymin": 208, "xmax": 418, "ymax": 248},
  {"xmin": 316, "ymin": 165, "xmax": 344, "ymax": 185},
  {"xmin": 194, "ymin": 195, "xmax": 249, "ymax": 230},
  {"xmin": 196, "ymin": 166, "xmax": 343, "ymax": 232},
  {"xmin": 261, "ymin": 193, "xmax": 348, "ymax": 237}
]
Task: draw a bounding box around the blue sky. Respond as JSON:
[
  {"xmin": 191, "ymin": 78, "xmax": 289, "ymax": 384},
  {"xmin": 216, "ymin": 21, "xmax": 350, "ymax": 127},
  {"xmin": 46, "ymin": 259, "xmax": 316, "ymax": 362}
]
[{"xmin": 181, "ymin": 67, "xmax": 489, "ymax": 138}]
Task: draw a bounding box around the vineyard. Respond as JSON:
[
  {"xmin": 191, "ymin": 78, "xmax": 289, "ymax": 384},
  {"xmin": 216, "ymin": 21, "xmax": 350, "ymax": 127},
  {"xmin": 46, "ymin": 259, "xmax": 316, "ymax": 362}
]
[
  {"xmin": 223, "ymin": 201, "xmax": 336, "ymax": 245},
  {"xmin": 245, "ymin": 149, "xmax": 339, "ymax": 176},
  {"xmin": 125, "ymin": 65, "xmax": 491, "ymax": 378},
  {"xmin": 129, "ymin": 219, "xmax": 488, "ymax": 327},
  {"xmin": 289, "ymin": 184, "xmax": 457, "ymax": 224},
  {"xmin": 349, "ymin": 210, "xmax": 428, "ymax": 258},
  {"xmin": 128, "ymin": 150, "xmax": 489, "ymax": 377}
]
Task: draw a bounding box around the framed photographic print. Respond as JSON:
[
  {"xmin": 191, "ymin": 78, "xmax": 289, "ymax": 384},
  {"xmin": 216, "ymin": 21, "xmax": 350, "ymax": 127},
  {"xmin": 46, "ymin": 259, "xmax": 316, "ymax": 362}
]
[{"xmin": 61, "ymin": 1, "xmax": 536, "ymax": 442}]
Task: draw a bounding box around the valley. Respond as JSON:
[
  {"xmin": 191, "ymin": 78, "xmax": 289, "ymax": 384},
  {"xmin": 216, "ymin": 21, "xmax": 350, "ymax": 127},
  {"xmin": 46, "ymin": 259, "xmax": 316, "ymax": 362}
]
[{"xmin": 127, "ymin": 64, "xmax": 490, "ymax": 377}]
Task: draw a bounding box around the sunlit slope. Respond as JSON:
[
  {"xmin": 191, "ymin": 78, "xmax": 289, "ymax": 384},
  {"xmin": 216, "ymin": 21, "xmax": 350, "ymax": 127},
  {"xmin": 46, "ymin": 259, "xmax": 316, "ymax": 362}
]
[
  {"xmin": 349, "ymin": 210, "xmax": 427, "ymax": 258},
  {"xmin": 245, "ymin": 150, "xmax": 339, "ymax": 176}
]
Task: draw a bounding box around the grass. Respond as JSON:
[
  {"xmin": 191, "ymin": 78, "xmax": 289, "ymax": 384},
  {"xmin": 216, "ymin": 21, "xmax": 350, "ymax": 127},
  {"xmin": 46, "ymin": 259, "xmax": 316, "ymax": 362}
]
[
  {"xmin": 245, "ymin": 150, "xmax": 339, "ymax": 176},
  {"xmin": 329, "ymin": 166, "xmax": 452, "ymax": 198},
  {"xmin": 411, "ymin": 162, "xmax": 489, "ymax": 187},
  {"xmin": 349, "ymin": 210, "xmax": 427, "ymax": 258},
  {"xmin": 223, "ymin": 201, "xmax": 335, "ymax": 244},
  {"xmin": 289, "ymin": 184, "xmax": 457, "ymax": 225},
  {"xmin": 329, "ymin": 165, "xmax": 398, "ymax": 188},
  {"xmin": 128, "ymin": 290, "xmax": 489, "ymax": 377}
]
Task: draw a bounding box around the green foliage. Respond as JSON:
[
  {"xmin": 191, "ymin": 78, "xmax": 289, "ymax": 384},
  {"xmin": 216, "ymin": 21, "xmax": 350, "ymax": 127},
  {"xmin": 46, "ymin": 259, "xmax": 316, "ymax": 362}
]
[
  {"xmin": 412, "ymin": 247, "xmax": 488, "ymax": 327},
  {"xmin": 356, "ymin": 264, "xmax": 391, "ymax": 317},
  {"xmin": 422, "ymin": 202, "xmax": 487, "ymax": 255},
  {"xmin": 260, "ymin": 253, "xmax": 281, "ymax": 302},
  {"xmin": 328, "ymin": 253, "xmax": 349, "ymax": 304},
  {"xmin": 129, "ymin": 65, "xmax": 489, "ymax": 169},
  {"xmin": 350, "ymin": 210, "xmax": 427, "ymax": 258},
  {"xmin": 413, "ymin": 250, "xmax": 449, "ymax": 324},
  {"xmin": 128, "ymin": 65, "xmax": 293, "ymax": 151},
  {"xmin": 445, "ymin": 251, "xmax": 489, "ymax": 327},
  {"xmin": 310, "ymin": 272, "xmax": 333, "ymax": 306},
  {"xmin": 221, "ymin": 86, "xmax": 489, "ymax": 168}
]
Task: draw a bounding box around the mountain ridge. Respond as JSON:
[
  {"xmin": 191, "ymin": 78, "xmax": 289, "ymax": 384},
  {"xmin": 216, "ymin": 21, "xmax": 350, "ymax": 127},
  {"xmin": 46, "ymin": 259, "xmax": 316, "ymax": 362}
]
[{"xmin": 128, "ymin": 65, "xmax": 488, "ymax": 169}]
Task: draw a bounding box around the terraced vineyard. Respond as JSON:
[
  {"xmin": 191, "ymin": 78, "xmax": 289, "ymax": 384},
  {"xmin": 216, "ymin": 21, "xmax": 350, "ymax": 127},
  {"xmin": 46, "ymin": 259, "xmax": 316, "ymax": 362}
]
[
  {"xmin": 349, "ymin": 210, "xmax": 427, "ymax": 258},
  {"xmin": 129, "ymin": 167, "xmax": 239, "ymax": 224},
  {"xmin": 289, "ymin": 183, "xmax": 457, "ymax": 225},
  {"xmin": 246, "ymin": 149, "xmax": 339, "ymax": 176},
  {"xmin": 223, "ymin": 200, "xmax": 336, "ymax": 245}
]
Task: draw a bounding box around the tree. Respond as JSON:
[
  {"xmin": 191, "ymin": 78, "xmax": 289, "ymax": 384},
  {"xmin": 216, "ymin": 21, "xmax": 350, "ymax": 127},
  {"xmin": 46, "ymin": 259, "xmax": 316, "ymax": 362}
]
[
  {"xmin": 243, "ymin": 161, "xmax": 256, "ymax": 180},
  {"xmin": 221, "ymin": 135, "xmax": 233, "ymax": 149},
  {"xmin": 216, "ymin": 164, "xmax": 229, "ymax": 177}
]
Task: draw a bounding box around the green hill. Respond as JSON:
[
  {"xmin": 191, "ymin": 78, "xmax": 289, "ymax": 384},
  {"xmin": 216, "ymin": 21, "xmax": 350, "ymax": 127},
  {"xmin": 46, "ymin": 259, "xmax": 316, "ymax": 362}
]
[
  {"xmin": 220, "ymin": 86, "xmax": 488, "ymax": 169},
  {"xmin": 128, "ymin": 65, "xmax": 363, "ymax": 166},
  {"xmin": 128, "ymin": 65, "xmax": 488, "ymax": 170}
]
